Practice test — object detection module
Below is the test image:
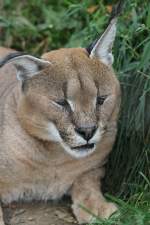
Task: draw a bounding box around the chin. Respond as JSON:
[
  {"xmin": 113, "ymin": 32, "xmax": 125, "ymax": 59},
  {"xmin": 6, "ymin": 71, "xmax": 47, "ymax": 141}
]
[{"xmin": 61, "ymin": 142, "xmax": 96, "ymax": 159}]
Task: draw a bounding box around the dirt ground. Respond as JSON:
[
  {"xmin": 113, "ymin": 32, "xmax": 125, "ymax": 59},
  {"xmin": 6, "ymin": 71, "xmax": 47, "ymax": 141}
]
[{"xmin": 3, "ymin": 199, "xmax": 78, "ymax": 225}]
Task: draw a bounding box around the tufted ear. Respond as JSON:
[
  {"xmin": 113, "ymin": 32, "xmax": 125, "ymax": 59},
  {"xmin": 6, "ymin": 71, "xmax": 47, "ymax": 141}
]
[
  {"xmin": 89, "ymin": 18, "xmax": 117, "ymax": 66},
  {"xmin": 0, "ymin": 52, "xmax": 51, "ymax": 81}
]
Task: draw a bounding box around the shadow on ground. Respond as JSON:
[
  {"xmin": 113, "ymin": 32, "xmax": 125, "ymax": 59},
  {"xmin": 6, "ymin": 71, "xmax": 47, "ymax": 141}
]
[{"xmin": 3, "ymin": 200, "xmax": 77, "ymax": 225}]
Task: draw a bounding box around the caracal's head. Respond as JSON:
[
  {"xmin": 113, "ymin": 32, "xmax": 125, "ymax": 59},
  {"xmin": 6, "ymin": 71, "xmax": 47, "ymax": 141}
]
[{"xmin": 0, "ymin": 19, "xmax": 120, "ymax": 158}]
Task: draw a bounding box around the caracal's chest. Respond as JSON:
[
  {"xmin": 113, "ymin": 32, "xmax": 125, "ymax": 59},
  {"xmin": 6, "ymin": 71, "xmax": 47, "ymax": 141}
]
[{"xmin": 1, "ymin": 141, "xmax": 103, "ymax": 203}]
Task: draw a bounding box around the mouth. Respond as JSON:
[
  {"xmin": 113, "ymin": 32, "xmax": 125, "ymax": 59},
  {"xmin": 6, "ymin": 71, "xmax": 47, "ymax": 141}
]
[
  {"xmin": 71, "ymin": 143, "xmax": 95, "ymax": 152},
  {"xmin": 61, "ymin": 142, "xmax": 96, "ymax": 158}
]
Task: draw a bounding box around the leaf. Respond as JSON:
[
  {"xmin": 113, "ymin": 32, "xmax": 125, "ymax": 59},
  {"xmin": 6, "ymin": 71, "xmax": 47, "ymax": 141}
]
[
  {"xmin": 138, "ymin": 41, "xmax": 150, "ymax": 70},
  {"xmin": 87, "ymin": 5, "xmax": 98, "ymax": 14},
  {"xmin": 12, "ymin": 16, "xmax": 37, "ymax": 32},
  {"xmin": 146, "ymin": 4, "xmax": 150, "ymax": 28},
  {"xmin": 106, "ymin": 5, "xmax": 113, "ymax": 14}
]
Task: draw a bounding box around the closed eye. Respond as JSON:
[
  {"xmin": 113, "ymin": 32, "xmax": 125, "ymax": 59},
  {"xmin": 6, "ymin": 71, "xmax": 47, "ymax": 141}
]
[
  {"xmin": 97, "ymin": 95, "xmax": 108, "ymax": 105},
  {"xmin": 55, "ymin": 99, "xmax": 70, "ymax": 108}
]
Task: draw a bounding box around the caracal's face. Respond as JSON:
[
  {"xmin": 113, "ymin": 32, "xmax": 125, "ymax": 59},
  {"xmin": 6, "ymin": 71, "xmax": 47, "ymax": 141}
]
[{"xmin": 17, "ymin": 48, "xmax": 119, "ymax": 158}]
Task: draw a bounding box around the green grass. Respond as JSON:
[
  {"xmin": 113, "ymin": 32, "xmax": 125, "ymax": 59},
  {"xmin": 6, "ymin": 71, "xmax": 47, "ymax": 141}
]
[
  {"xmin": 105, "ymin": 0, "xmax": 150, "ymax": 196},
  {"xmin": 0, "ymin": 0, "xmax": 150, "ymax": 224},
  {"xmin": 90, "ymin": 192, "xmax": 150, "ymax": 225}
]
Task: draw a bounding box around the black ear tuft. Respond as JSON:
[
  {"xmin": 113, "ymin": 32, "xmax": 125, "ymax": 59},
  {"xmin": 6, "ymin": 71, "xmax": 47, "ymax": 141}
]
[
  {"xmin": 0, "ymin": 52, "xmax": 28, "ymax": 68},
  {"xmin": 108, "ymin": 0, "xmax": 125, "ymax": 23},
  {"xmin": 86, "ymin": 39, "xmax": 98, "ymax": 55},
  {"xmin": 86, "ymin": 0, "xmax": 125, "ymax": 55}
]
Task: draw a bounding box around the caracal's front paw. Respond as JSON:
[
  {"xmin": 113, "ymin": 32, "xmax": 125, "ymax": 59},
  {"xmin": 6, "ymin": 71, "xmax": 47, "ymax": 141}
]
[
  {"xmin": 72, "ymin": 202, "xmax": 94, "ymax": 224},
  {"xmin": 72, "ymin": 201, "xmax": 118, "ymax": 224},
  {"xmin": 98, "ymin": 202, "xmax": 118, "ymax": 219}
]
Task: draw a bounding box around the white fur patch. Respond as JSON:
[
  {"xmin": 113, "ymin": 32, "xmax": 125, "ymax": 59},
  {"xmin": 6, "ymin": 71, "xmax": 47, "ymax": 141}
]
[
  {"xmin": 89, "ymin": 122, "xmax": 104, "ymax": 144},
  {"xmin": 72, "ymin": 133, "xmax": 86, "ymax": 146},
  {"xmin": 89, "ymin": 128, "xmax": 101, "ymax": 143},
  {"xmin": 68, "ymin": 100, "xmax": 75, "ymax": 111},
  {"xmin": 47, "ymin": 122, "xmax": 62, "ymax": 142}
]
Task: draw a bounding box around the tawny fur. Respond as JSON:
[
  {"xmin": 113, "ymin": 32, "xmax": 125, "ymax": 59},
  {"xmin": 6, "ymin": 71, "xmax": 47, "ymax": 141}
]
[{"xmin": 0, "ymin": 47, "xmax": 120, "ymax": 224}]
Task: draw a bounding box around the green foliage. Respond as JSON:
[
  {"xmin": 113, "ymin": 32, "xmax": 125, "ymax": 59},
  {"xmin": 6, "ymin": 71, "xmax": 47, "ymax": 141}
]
[
  {"xmin": 0, "ymin": 0, "xmax": 111, "ymax": 53},
  {"xmin": 105, "ymin": 0, "xmax": 150, "ymax": 197},
  {"xmin": 0, "ymin": 0, "xmax": 150, "ymax": 224},
  {"xmin": 90, "ymin": 191, "xmax": 150, "ymax": 225}
]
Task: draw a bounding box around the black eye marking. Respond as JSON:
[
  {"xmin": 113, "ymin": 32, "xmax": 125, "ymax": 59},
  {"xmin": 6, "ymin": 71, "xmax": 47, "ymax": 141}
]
[
  {"xmin": 97, "ymin": 95, "xmax": 108, "ymax": 105},
  {"xmin": 56, "ymin": 99, "xmax": 69, "ymax": 108}
]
